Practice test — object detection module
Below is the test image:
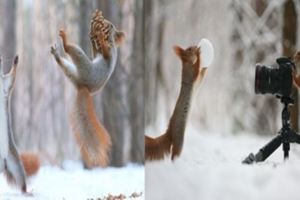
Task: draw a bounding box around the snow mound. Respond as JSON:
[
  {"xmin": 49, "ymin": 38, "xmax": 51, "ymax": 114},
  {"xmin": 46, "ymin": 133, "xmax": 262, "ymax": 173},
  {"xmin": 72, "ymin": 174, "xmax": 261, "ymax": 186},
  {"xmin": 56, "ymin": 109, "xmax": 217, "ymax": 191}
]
[
  {"xmin": 0, "ymin": 161, "xmax": 144, "ymax": 200},
  {"xmin": 146, "ymin": 128, "xmax": 300, "ymax": 200}
]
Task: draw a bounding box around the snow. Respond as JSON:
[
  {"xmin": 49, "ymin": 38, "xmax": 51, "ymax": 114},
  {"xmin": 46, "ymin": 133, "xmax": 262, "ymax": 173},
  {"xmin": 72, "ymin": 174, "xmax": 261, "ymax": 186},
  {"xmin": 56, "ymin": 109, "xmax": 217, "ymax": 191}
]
[
  {"xmin": 197, "ymin": 38, "xmax": 214, "ymax": 68},
  {"xmin": 0, "ymin": 162, "xmax": 144, "ymax": 200},
  {"xmin": 146, "ymin": 127, "xmax": 300, "ymax": 200}
]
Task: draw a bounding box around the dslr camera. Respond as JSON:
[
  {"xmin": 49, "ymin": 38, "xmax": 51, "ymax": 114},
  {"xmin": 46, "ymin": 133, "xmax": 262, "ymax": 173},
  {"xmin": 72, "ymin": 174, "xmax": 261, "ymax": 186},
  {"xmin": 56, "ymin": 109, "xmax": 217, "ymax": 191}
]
[{"xmin": 255, "ymin": 57, "xmax": 295, "ymax": 97}]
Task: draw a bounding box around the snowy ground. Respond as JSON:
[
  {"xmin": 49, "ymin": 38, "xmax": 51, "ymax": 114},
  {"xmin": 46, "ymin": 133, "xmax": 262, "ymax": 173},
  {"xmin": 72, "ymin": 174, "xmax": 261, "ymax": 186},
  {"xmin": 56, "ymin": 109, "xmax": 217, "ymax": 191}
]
[
  {"xmin": 146, "ymin": 128, "xmax": 300, "ymax": 200},
  {"xmin": 0, "ymin": 162, "xmax": 144, "ymax": 200}
]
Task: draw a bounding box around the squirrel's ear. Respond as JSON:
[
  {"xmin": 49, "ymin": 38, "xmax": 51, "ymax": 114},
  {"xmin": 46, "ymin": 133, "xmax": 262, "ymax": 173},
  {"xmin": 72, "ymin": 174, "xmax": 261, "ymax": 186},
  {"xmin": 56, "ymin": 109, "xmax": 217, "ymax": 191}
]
[
  {"xmin": 10, "ymin": 55, "xmax": 18, "ymax": 76},
  {"xmin": 173, "ymin": 45, "xmax": 184, "ymax": 58},
  {"xmin": 115, "ymin": 31, "xmax": 125, "ymax": 46},
  {"xmin": 13, "ymin": 55, "xmax": 18, "ymax": 68}
]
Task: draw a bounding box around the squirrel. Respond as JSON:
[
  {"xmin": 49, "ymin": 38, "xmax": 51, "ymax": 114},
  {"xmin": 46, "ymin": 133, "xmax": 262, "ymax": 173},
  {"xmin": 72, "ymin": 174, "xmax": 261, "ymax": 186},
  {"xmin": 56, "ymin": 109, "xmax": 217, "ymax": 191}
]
[
  {"xmin": 0, "ymin": 56, "xmax": 40, "ymax": 194},
  {"xmin": 50, "ymin": 10, "xmax": 125, "ymax": 168},
  {"xmin": 145, "ymin": 45, "xmax": 207, "ymax": 161}
]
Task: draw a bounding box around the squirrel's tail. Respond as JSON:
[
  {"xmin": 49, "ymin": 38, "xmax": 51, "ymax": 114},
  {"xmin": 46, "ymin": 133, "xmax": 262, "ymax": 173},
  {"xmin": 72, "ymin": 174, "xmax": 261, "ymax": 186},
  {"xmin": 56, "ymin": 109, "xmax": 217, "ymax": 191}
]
[
  {"xmin": 145, "ymin": 132, "xmax": 172, "ymax": 161},
  {"xmin": 71, "ymin": 87, "xmax": 111, "ymax": 168},
  {"xmin": 20, "ymin": 152, "xmax": 40, "ymax": 176}
]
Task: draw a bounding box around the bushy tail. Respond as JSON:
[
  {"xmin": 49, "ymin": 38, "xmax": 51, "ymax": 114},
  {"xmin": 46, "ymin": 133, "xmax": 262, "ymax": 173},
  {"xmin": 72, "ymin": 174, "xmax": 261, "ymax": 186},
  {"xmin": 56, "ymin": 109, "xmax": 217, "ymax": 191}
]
[
  {"xmin": 145, "ymin": 132, "xmax": 172, "ymax": 161},
  {"xmin": 71, "ymin": 87, "xmax": 111, "ymax": 168},
  {"xmin": 20, "ymin": 152, "xmax": 40, "ymax": 176}
]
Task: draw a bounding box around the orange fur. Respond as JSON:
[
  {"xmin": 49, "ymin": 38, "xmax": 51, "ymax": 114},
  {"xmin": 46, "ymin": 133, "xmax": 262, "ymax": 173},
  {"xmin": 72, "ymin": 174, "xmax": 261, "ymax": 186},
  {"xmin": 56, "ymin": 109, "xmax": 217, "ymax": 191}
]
[
  {"xmin": 145, "ymin": 132, "xmax": 172, "ymax": 160},
  {"xmin": 4, "ymin": 152, "xmax": 39, "ymax": 194},
  {"xmin": 71, "ymin": 87, "xmax": 111, "ymax": 168},
  {"xmin": 146, "ymin": 44, "xmax": 206, "ymax": 162},
  {"xmin": 51, "ymin": 13, "xmax": 124, "ymax": 168},
  {"xmin": 59, "ymin": 30, "xmax": 68, "ymax": 53},
  {"xmin": 20, "ymin": 152, "xmax": 40, "ymax": 176}
]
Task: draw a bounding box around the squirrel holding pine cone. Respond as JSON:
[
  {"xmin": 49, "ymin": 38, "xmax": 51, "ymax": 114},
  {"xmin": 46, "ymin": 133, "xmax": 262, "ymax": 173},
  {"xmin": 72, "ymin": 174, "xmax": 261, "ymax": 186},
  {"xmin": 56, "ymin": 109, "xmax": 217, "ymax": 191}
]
[{"xmin": 51, "ymin": 10, "xmax": 125, "ymax": 168}]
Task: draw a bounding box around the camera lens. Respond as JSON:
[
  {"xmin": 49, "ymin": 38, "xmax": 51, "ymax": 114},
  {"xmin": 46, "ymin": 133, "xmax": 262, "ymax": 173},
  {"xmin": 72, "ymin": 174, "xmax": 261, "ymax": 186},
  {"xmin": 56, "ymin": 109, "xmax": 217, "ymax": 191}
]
[
  {"xmin": 254, "ymin": 57, "xmax": 293, "ymax": 97},
  {"xmin": 255, "ymin": 64, "xmax": 273, "ymax": 94}
]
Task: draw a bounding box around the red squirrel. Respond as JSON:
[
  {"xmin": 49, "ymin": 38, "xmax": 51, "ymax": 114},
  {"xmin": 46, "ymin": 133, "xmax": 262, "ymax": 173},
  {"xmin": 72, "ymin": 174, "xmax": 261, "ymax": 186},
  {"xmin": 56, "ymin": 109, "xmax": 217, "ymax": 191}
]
[
  {"xmin": 0, "ymin": 56, "xmax": 40, "ymax": 193},
  {"xmin": 145, "ymin": 45, "xmax": 207, "ymax": 161},
  {"xmin": 50, "ymin": 10, "xmax": 125, "ymax": 168}
]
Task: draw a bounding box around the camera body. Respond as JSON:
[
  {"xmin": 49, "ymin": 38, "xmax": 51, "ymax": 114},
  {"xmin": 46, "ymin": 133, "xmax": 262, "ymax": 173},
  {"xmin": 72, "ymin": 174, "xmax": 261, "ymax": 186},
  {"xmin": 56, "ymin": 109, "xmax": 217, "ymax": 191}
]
[{"xmin": 255, "ymin": 57, "xmax": 295, "ymax": 97}]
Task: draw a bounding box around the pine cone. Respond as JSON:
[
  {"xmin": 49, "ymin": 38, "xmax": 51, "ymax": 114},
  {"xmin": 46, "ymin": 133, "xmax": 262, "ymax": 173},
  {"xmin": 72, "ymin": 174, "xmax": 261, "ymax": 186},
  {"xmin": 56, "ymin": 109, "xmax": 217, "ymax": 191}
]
[{"xmin": 89, "ymin": 10, "xmax": 113, "ymax": 53}]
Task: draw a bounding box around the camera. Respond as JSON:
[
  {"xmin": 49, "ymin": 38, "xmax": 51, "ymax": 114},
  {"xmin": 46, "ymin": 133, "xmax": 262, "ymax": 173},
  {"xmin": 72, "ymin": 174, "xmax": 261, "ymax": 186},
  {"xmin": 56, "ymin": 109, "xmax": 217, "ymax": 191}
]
[{"xmin": 255, "ymin": 57, "xmax": 295, "ymax": 97}]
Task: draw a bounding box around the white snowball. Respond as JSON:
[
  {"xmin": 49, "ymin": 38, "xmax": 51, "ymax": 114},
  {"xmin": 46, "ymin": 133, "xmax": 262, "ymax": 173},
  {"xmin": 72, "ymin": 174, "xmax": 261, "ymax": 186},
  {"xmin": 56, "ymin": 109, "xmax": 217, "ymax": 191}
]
[{"xmin": 197, "ymin": 38, "xmax": 214, "ymax": 68}]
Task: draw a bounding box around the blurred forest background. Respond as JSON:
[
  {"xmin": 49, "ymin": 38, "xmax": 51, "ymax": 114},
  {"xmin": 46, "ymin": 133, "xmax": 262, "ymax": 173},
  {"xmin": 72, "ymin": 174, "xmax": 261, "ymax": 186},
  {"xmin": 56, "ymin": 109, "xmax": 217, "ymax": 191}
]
[
  {"xmin": 0, "ymin": 0, "xmax": 144, "ymax": 167},
  {"xmin": 1, "ymin": 0, "xmax": 299, "ymax": 168},
  {"xmin": 145, "ymin": 0, "xmax": 300, "ymax": 136}
]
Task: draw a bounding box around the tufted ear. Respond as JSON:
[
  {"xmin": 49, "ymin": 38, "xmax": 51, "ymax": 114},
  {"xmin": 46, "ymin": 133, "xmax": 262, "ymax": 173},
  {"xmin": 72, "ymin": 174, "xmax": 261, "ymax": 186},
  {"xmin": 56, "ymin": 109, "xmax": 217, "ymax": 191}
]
[
  {"xmin": 13, "ymin": 55, "xmax": 19, "ymax": 68},
  {"xmin": 10, "ymin": 55, "xmax": 18, "ymax": 78},
  {"xmin": 5, "ymin": 55, "xmax": 18, "ymax": 76},
  {"xmin": 3, "ymin": 55, "xmax": 18, "ymax": 92},
  {"xmin": 114, "ymin": 30, "xmax": 125, "ymax": 46},
  {"xmin": 173, "ymin": 45, "xmax": 185, "ymax": 59}
]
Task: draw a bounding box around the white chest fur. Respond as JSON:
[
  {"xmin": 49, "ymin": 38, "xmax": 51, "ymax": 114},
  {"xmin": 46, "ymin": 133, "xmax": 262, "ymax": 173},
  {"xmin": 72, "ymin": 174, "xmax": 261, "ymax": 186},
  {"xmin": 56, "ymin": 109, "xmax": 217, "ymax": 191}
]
[{"xmin": 0, "ymin": 82, "xmax": 9, "ymax": 158}]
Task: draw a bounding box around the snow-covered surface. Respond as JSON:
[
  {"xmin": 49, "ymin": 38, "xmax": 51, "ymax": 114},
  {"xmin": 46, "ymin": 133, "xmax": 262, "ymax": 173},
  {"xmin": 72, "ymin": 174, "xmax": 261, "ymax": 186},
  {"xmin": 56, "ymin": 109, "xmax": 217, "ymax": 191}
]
[
  {"xmin": 146, "ymin": 128, "xmax": 300, "ymax": 200},
  {"xmin": 0, "ymin": 162, "xmax": 144, "ymax": 200},
  {"xmin": 197, "ymin": 38, "xmax": 214, "ymax": 68}
]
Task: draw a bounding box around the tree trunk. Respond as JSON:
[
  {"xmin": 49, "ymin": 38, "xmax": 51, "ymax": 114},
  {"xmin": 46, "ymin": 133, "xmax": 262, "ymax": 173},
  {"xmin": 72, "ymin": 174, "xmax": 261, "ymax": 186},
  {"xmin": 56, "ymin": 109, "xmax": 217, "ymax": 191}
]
[
  {"xmin": 129, "ymin": 0, "xmax": 144, "ymax": 163},
  {"xmin": 1, "ymin": 0, "xmax": 16, "ymax": 73}
]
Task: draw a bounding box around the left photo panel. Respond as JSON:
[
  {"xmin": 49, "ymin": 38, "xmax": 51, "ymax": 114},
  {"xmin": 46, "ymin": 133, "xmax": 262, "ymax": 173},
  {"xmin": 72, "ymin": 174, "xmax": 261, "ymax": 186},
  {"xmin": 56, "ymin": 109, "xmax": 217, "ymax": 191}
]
[{"xmin": 0, "ymin": 0, "xmax": 144, "ymax": 199}]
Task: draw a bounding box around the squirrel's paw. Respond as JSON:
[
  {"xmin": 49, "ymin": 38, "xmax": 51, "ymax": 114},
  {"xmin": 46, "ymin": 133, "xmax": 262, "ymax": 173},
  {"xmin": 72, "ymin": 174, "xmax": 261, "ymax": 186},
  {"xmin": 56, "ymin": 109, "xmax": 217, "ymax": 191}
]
[
  {"xmin": 59, "ymin": 30, "xmax": 67, "ymax": 40},
  {"xmin": 50, "ymin": 45, "xmax": 59, "ymax": 57}
]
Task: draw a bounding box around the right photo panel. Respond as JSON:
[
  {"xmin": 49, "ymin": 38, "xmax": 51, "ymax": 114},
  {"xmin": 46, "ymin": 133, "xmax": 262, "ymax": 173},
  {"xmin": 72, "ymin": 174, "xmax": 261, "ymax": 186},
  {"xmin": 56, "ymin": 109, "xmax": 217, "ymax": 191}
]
[{"xmin": 145, "ymin": 0, "xmax": 300, "ymax": 199}]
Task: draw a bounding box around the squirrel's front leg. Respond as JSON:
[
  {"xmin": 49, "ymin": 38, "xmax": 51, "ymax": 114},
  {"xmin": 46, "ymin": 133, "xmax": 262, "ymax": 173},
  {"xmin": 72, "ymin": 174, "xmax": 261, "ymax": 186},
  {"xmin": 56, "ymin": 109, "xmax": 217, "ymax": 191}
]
[
  {"xmin": 58, "ymin": 30, "xmax": 92, "ymax": 69},
  {"xmin": 50, "ymin": 45, "xmax": 62, "ymax": 65},
  {"xmin": 50, "ymin": 45, "xmax": 79, "ymax": 86},
  {"xmin": 99, "ymin": 36, "xmax": 111, "ymax": 60},
  {"xmin": 59, "ymin": 30, "xmax": 69, "ymax": 53}
]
